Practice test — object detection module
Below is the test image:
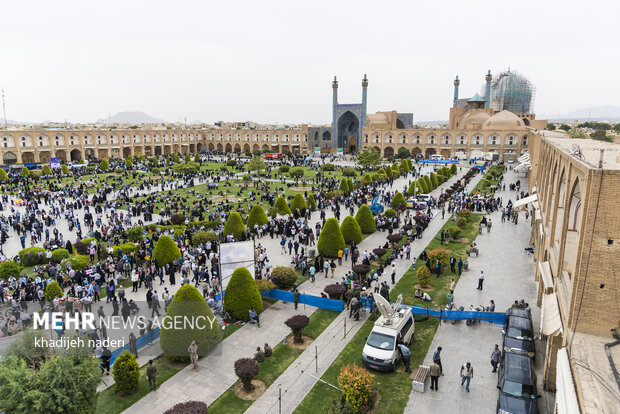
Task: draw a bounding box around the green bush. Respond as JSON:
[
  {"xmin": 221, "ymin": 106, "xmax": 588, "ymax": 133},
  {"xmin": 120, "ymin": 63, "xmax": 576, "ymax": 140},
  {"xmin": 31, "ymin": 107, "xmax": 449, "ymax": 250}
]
[
  {"xmin": 317, "ymin": 218, "xmax": 346, "ymax": 258},
  {"xmin": 290, "ymin": 194, "xmax": 308, "ymax": 216},
  {"xmin": 422, "ymin": 175, "xmax": 433, "ymax": 191},
  {"xmin": 384, "ymin": 208, "xmax": 396, "ymax": 218},
  {"xmin": 111, "ymin": 243, "xmax": 139, "ymax": 257},
  {"xmin": 223, "ymin": 212, "xmax": 246, "ymax": 240},
  {"xmin": 114, "ymin": 168, "xmax": 123, "ymax": 174},
  {"xmin": 339, "ymin": 178, "xmax": 350, "ymax": 194},
  {"xmin": 45, "ymin": 281, "xmax": 63, "ymax": 301},
  {"xmin": 347, "ymin": 179, "xmax": 353, "ymax": 193},
  {"xmin": 289, "ymin": 167, "xmax": 304, "ymax": 178},
  {"xmin": 322, "ymin": 163, "xmax": 335, "ymax": 171},
  {"xmin": 224, "ymin": 267, "xmax": 263, "ymax": 321},
  {"xmin": 448, "ymin": 226, "xmax": 462, "ymax": 239},
  {"xmin": 153, "ymin": 235, "xmax": 181, "ymax": 266},
  {"xmin": 340, "ymin": 216, "xmax": 362, "ymax": 245},
  {"xmin": 428, "ymin": 248, "xmax": 450, "ymax": 272},
  {"xmin": 0, "ymin": 168, "xmax": 8, "ymax": 181},
  {"xmin": 385, "ymin": 165, "xmax": 393, "ymax": 179},
  {"xmin": 354, "ymin": 204, "xmax": 376, "ymax": 234},
  {"xmin": 51, "ymin": 249, "xmax": 70, "ymax": 262},
  {"xmin": 41, "ymin": 165, "xmax": 52, "ymax": 176},
  {"xmin": 247, "ymin": 205, "xmax": 269, "ymax": 230},
  {"xmin": 279, "ymin": 165, "xmax": 290, "ymax": 173},
  {"xmin": 274, "ymin": 196, "xmax": 291, "ymax": 215},
  {"xmin": 407, "ymin": 181, "xmax": 417, "ymax": 196},
  {"xmin": 0, "ymin": 261, "xmax": 22, "ymax": 279},
  {"xmin": 152, "ymin": 167, "xmax": 161, "ymax": 174},
  {"xmin": 61, "ymin": 255, "xmax": 90, "ymax": 271},
  {"xmin": 362, "ymin": 173, "xmax": 372, "ymax": 184},
  {"xmin": 451, "ymin": 163, "xmax": 457, "ymax": 174},
  {"xmin": 391, "ymin": 163, "xmax": 400, "ymax": 178},
  {"xmin": 125, "ymin": 227, "xmax": 144, "ymax": 242},
  {"xmin": 18, "ymin": 247, "xmax": 47, "ymax": 265},
  {"xmin": 416, "ymin": 266, "xmax": 431, "ymax": 288},
  {"xmin": 456, "ymin": 217, "xmax": 467, "ymax": 229},
  {"xmin": 161, "ymin": 284, "xmax": 221, "ymax": 362},
  {"xmin": 164, "ymin": 401, "xmax": 209, "ymax": 414},
  {"xmin": 192, "ymin": 231, "xmax": 210, "ymax": 246},
  {"xmin": 459, "ymin": 209, "xmax": 472, "ymax": 222},
  {"xmin": 307, "ymin": 194, "xmax": 317, "ymax": 211},
  {"xmin": 100, "ymin": 158, "xmax": 109, "ymax": 170},
  {"xmin": 400, "ymin": 159, "xmax": 410, "ymax": 172},
  {"xmin": 342, "ymin": 167, "xmax": 356, "ymax": 177},
  {"xmin": 226, "ymin": 159, "xmax": 236, "ymax": 166},
  {"xmin": 391, "ymin": 192, "xmax": 407, "ymax": 210},
  {"xmin": 271, "ymin": 266, "xmax": 298, "ymax": 290},
  {"xmin": 113, "ymin": 351, "xmax": 140, "ymax": 396}
]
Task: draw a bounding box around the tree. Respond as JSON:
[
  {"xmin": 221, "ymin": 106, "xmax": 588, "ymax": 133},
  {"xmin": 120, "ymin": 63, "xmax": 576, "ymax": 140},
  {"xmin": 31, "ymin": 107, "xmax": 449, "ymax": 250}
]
[
  {"xmin": 223, "ymin": 212, "xmax": 246, "ymax": 240},
  {"xmin": 100, "ymin": 158, "xmax": 109, "ymax": 170},
  {"xmin": 450, "ymin": 163, "xmax": 457, "ymax": 174},
  {"xmin": 247, "ymin": 205, "xmax": 269, "ymax": 230},
  {"xmin": 422, "ymin": 175, "xmax": 433, "ymax": 191},
  {"xmin": 339, "ymin": 178, "xmax": 350, "ymax": 194},
  {"xmin": 591, "ymin": 129, "xmax": 613, "ymax": 142},
  {"xmin": 391, "ymin": 163, "xmax": 400, "ymax": 178},
  {"xmin": 0, "ymin": 261, "xmax": 22, "ymax": 279},
  {"xmin": 385, "ymin": 165, "xmax": 393, "ymax": 179},
  {"xmin": 21, "ymin": 167, "xmax": 30, "ymax": 178},
  {"xmin": 400, "ymin": 158, "xmax": 410, "ymax": 173},
  {"xmin": 355, "ymin": 204, "xmax": 376, "ymax": 234},
  {"xmin": 290, "ymin": 194, "xmax": 308, "ymax": 216},
  {"xmin": 569, "ymin": 129, "xmax": 587, "ymax": 138},
  {"xmin": 61, "ymin": 164, "xmax": 70, "ymax": 174},
  {"xmin": 362, "ymin": 173, "xmax": 372, "ymax": 184},
  {"xmin": 317, "ymin": 218, "xmax": 346, "ymax": 258},
  {"xmin": 407, "ymin": 180, "xmax": 417, "ymax": 196},
  {"xmin": 337, "ymin": 364, "xmax": 376, "ymax": 413},
  {"xmin": 547, "ymin": 123, "xmax": 556, "ymax": 131},
  {"xmin": 41, "ymin": 165, "xmax": 52, "ymax": 176},
  {"xmin": 125, "ymin": 157, "xmax": 133, "ymax": 169},
  {"xmin": 271, "ymin": 266, "xmax": 298, "ymax": 290},
  {"xmin": 194, "ymin": 153, "xmax": 201, "ymax": 163},
  {"xmin": 45, "ymin": 281, "xmax": 63, "ymax": 302},
  {"xmin": 356, "ymin": 148, "xmax": 381, "ymax": 168},
  {"xmin": 391, "ymin": 192, "xmax": 407, "ymax": 211},
  {"xmin": 289, "ymin": 167, "xmax": 304, "ymax": 178},
  {"xmin": 160, "ymin": 284, "xmax": 221, "ymax": 362},
  {"xmin": 113, "ymin": 351, "xmax": 140, "ymax": 395},
  {"xmin": 347, "ymin": 178, "xmax": 353, "ymax": 192},
  {"xmin": 274, "ymin": 196, "xmax": 291, "ymax": 215},
  {"xmin": 340, "ymin": 216, "xmax": 362, "ymax": 245},
  {"xmin": 396, "ymin": 147, "xmax": 411, "ymax": 159},
  {"xmin": 246, "ymin": 156, "xmax": 266, "ymax": 173},
  {"xmin": 430, "ymin": 172, "xmax": 439, "ymax": 189},
  {"xmin": 307, "ymin": 194, "xmax": 317, "ymax": 211},
  {"xmin": 0, "ymin": 168, "xmax": 8, "ymax": 181},
  {"xmin": 285, "ymin": 315, "xmax": 310, "ymax": 343},
  {"xmin": 559, "ymin": 124, "xmax": 571, "ymax": 132},
  {"xmin": 153, "ymin": 234, "xmax": 181, "ymax": 266},
  {"xmin": 224, "ymin": 267, "xmax": 263, "ymax": 320},
  {"xmin": 185, "ymin": 154, "xmax": 191, "ymax": 163},
  {"xmin": 417, "ymin": 266, "xmax": 431, "ymax": 288},
  {"xmin": 234, "ymin": 358, "xmax": 260, "ymax": 393}
]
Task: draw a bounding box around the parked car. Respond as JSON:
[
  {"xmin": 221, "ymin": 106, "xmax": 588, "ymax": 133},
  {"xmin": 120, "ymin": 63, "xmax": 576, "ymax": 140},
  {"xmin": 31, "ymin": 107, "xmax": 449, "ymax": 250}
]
[
  {"xmin": 406, "ymin": 198, "xmax": 426, "ymax": 210},
  {"xmin": 496, "ymin": 352, "xmax": 540, "ymax": 414},
  {"xmin": 503, "ymin": 308, "xmax": 536, "ymax": 359}
]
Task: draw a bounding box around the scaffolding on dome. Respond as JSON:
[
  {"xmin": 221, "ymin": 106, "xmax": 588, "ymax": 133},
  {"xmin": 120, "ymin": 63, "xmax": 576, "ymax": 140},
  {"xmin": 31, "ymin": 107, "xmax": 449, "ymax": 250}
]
[{"xmin": 484, "ymin": 70, "xmax": 536, "ymax": 114}]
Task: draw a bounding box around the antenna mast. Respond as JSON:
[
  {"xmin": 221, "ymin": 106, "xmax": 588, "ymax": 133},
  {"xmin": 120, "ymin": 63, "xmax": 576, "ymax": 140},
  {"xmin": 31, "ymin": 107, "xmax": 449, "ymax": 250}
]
[{"xmin": 1, "ymin": 88, "xmax": 7, "ymax": 129}]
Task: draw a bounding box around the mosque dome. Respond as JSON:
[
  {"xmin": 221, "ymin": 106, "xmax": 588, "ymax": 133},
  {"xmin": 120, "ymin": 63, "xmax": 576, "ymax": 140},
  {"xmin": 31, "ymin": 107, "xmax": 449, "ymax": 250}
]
[
  {"xmin": 461, "ymin": 111, "xmax": 491, "ymax": 129},
  {"xmin": 483, "ymin": 110, "xmax": 525, "ymax": 130},
  {"xmin": 490, "ymin": 71, "xmax": 534, "ymax": 113}
]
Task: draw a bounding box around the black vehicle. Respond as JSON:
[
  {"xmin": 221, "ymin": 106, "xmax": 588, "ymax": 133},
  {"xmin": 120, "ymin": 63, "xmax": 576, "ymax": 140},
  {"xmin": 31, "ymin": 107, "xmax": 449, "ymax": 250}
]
[
  {"xmin": 496, "ymin": 352, "xmax": 540, "ymax": 414},
  {"xmin": 503, "ymin": 308, "xmax": 536, "ymax": 359}
]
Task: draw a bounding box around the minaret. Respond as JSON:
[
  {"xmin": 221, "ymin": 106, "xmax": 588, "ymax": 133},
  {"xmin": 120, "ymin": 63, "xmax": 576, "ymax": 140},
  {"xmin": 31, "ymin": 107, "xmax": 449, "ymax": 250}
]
[
  {"xmin": 453, "ymin": 75, "xmax": 460, "ymax": 107},
  {"xmin": 485, "ymin": 70, "xmax": 492, "ymax": 109},
  {"xmin": 332, "ymin": 76, "xmax": 338, "ymax": 148},
  {"xmin": 361, "ymin": 74, "xmax": 368, "ymax": 126}
]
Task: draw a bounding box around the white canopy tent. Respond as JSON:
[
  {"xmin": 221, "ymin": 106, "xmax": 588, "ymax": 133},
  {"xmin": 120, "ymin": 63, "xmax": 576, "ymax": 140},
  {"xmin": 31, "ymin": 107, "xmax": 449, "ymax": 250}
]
[{"xmin": 512, "ymin": 193, "xmax": 538, "ymax": 208}]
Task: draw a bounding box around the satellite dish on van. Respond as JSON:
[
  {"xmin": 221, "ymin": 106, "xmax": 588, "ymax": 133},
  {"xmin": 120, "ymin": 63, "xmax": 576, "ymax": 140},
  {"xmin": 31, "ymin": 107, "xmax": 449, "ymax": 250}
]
[{"xmin": 375, "ymin": 293, "xmax": 404, "ymax": 325}]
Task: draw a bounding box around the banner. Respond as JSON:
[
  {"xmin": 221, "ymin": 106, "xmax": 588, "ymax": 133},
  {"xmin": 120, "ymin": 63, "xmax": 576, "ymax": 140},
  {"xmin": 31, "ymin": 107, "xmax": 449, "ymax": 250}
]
[
  {"xmin": 50, "ymin": 158, "xmax": 61, "ymax": 169},
  {"xmin": 314, "ymin": 147, "xmax": 321, "ymax": 156},
  {"xmin": 336, "ymin": 148, "xmax": 344, "ymax": 157}
]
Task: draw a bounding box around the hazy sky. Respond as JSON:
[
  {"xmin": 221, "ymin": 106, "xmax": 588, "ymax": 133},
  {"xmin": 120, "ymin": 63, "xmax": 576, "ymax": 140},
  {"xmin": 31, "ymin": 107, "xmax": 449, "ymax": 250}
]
[{"xmin": 1, "ymin": 0, "xmax": 618, "ymax": 124}]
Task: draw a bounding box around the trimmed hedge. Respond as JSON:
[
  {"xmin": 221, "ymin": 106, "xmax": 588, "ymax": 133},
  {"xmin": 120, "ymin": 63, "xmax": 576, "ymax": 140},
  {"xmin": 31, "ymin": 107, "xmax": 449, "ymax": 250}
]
[
  {"xmin": 416, "ymin": 266, "xmax": 431, "ymax": 288},
  {"xmin": 340, "ymin": 216, "xmax": 362, "ymax": 245},
  {"xmin": 307, "ymin": 194, "xmax": 317, "ymax": 211},
  {"xmin": 274, "ymin": 197, "xmax": 291, "ymax": 215},
  {"xmin": 342, "ymin": 167, "xmax": 356, "ymax": 177},
  {"xmin": 223, "ymin": 212, "xmax": 246, "ymax": 240},
  {"xmin": 384, "ymin": 208, "xmax": 396, "ymax": 218},
  {"xmin": 430, "ymin": 172, "xmax": 439, "ymax": 188},
  {"xmin": 51, "ymin": 249, "xmax": 70, "ymax": 262},
  {"xmin": 451, "ymin": 163, "xmax": 458, "ymax": 174},
  {"xmin": 160, "ymin": 284, "xmax": 221, "ymax": 362},
  {"xmin": 45, "ymin": 281, "xmax": 63, "ymax": 301},
  {"xmin": 339, "ymin": 178, "xmax": 350, "ymax": 194},
  {"xmin": 224, "ymin": 267, "xmax": 263, "ymax": 321},
  {"xmin": 61, "ymin": 255, "xmax": 90, "ymax": 271},
  {"xmin": 317, "ymin": 218, "xmax": 346, "ymax": 258},
  {"xmin": 153, "ymin": 234, "xmax": 181, "ymax": 266},
  {"xmin": 164, "ymin": 401, "xmax": 209, "ymax": 414},
  {"xmin": 247, "ymin": 205, "xmax": 269, "ymax": 230},
  {"xmin": 354, "ymin": 204, "xmax": 376, "ymax": 234},
  {"xmin": 391, "ymin": 192, "xmax": 407, "ymax": 210},
  {"xmin": 271, "ymin": 266, "xmax": 298, "ymax": 290},
  {"xmin": 0, "ymin": 261, "xmax": 22, "ymax": 279},
  {"xmin": 18, "ymin": 247, "xmax": 47, "ymax": 265},
  {"xmin": 290, "ymin": 194, "xmax": 308, "ymax": 216},
  {"xmin": 422, "ymin": 175, "xmax": 432, "ymax": 192},
  {"xmin": 113, "ymin": 351, "xmax": 140, "ymax": 395}
]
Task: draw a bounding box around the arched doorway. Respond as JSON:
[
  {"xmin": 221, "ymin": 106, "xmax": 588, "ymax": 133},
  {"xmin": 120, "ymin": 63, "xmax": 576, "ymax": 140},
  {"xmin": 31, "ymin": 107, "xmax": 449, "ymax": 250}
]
[
  {"xmin": 337, "ymin": 111, "xmax": 359, "ymax": 152},
  {"xmin": 234, "ymin": 144, "xmax": 241, "ymax": 153},
  {"xmin": 39, "ymin": 151, "xmax": 51, "ymax": 163},
  {"xmin": 70, "ymin": 149, "xmax": 82, "ymax": 161},
  {"xmin": 440, "ymin": 149, "xmax": 451, "ymax": 159},
  {"xmin": 22, "ymin": 152, "xmax": 35, "ymax": 163},
  {"xmin": 197, "ymin": 143, "xmax": 204, "ymax": 152},
  {"xmin": 383, "ymin": 146, "xmax": 394, "ymax": 158},
  {"xmin": 262, "ymin": 144, "xmax": 269, "ymax": 152},
  {"xmin": 189, "ymin": 144, "xmax": 195, "ymax": 153},
  {"xmin": 55, "ymin": 150, "xmax": 67, "ymax": 161},
  {"xmin": 207, "ymin": 143, "xmax": 214, "ymax": 151},
  {"xmin": 2, "ymin": 151, "xmax": 17, "ymax": 165},
  {"xmin": 372, "ymin": 146, "xmax": 381, "ymax": 155},
  {"xmin": 217, "ymin": 143, "xmax": 223, "ymax": 152},
  {"xmin": 225, "ymin": 143, "xmax": 232, "ymax": 153},
  {"xmin": 424, "ymin": 148, "xmax": 436, "ymax": 159},
  {"xmin": 412, "ymin": 147, "xmax": 422, "ymax": 156},
  {"xmin": 243, "ymin": 144, "xmax": 250, "ymax": 153},
  {"xmin": 155, "ymin": 146, "xmax": 162, "ymax": 156},
  {"xmin": 562, "ymin": 179, "xmax": 582, "ymax": 277},
  {"xmin": 85, "ymin": 149, "xmax": 96, "ymax": 159},
  {"xmin": 252, "ymin": 144, "xmax": 259, "ymax": 152}
]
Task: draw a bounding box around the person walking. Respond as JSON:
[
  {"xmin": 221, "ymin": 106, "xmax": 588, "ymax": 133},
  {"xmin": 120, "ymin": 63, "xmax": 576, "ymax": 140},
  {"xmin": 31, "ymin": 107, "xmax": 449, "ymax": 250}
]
[
  {"xmin": 450, "ymin": 255, "xmax": 456, "ymax": 273},
  {"xmin": 146, "ymin": 359, "xmax": 158, "ymax": 391},
  {"xmin": 391, "ymin": 263, "xmax": 396, "ymax": 285},
  {"xmin": 487, "ymin": 218, "xmax": 492, "ymax": 233},
  {"xmin": 477, "ymin": 270, "xmax": 485, "ymax": 290},
  {"xmin": 294, "ymin": 289, "xmax": 300, "ymax": 310},
  {"xmin": 460, "ymin": 362, "xmax": 474, "ymax": 392},
  {"xmin": 433, "ymin": 347, "xmax": 443, "ymax": 375},
  {"xmin": 490, "ymin": 344, "xmax": 501, "ymax": 373},
  {"xmin": 430, "ymin": 360, "xmax": 441, "ymax": 390},
  {"xmin": 450, "ymin": 278, "xmax": 455, "ymax": 295},
  {"xmin": 397, "ymin": 341, "xmax": 411, "ymax": 373},
  {"xmin": 188, "ymin": 340, "xmax": 199, "ymax": 372},
  {"xmin": 323, "ymin": 259, "xmax": 330, "ymax": 278},
  {"xmin": 457, "ymin": 258, "xmax": 463, "ymax": 276}
]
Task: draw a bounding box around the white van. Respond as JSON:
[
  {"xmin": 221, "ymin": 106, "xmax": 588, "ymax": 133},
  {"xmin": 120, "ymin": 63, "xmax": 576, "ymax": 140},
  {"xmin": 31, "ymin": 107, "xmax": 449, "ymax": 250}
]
[
  {"xmin": 362, "ymin": 295, "xmax": 415, "ymax": 371},
  {"xmin": 430, "ymin": 154, "xmax": 445, "ymax": 161}
]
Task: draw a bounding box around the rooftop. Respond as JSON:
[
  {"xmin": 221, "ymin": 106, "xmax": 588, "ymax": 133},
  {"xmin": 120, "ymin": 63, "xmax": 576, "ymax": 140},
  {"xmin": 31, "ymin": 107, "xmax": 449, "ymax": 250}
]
[{"xmin": 543, "ymin": 136, "xmax": 620, "ymax": 170}]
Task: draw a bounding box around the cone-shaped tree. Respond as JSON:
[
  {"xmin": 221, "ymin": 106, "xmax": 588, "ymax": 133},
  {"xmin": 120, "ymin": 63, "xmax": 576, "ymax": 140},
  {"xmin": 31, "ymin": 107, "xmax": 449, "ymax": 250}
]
[
  {"xmin": 347, "ymin": 178, "xmax": 353, "ymax": 193},
  {"xmin": 194, "ymin": 153, "xmax": 201, "ymax": 162},
  {"xmin": 391, "ymin": 192, "xmax": 407, "ymax": 211},
  {"xmin": 407, "ymin": 159, "xmax": 413, "ymax": 170},
  {"xmin": 274, "ymin": 196, "xmax": 291, "ymax": 215},
  {"xmin": 223, "ymin": 212, "xmax": 246, "ymax": 240},
  {"xmin": 0, "ymin": 168, "xmax": 8, "ymax": 181},
  {"xmin": 161, "ymin": 284, "xmax": 221, "ymax": 362},
  {"xmin": 185, "ymin": 154, "xmax": 191, "ymax": 163},
  {"xmin": 42, "ymin": 165, "xmax": 52, "ymax": 176},
  {"xmin": 45, "ymin": 280, "xmax": 63, "ymax": 301},
  {"xmin": 21, "ymin": 167, "xmax": 30, "ymax": 177},
  {"xmin": 100, "ymin": 158, "xmax": 109, "ymax": 170},
  {"xmin": 385, "ymin": 165, "xmax": 393, "ymax": 179},
  {"xmin": 451, "ymin": 163, "xmax": 458, "ymax": 174},
  {"xmin": 113, "ymin": 351, "xmax": 140, "ymax": 395},
  {"xmin": 400, "ymin": 158, "xmax": 410, "ymax": 173},
  {"xmin": 339, "ymin": 178, "xmax": 350, "ymax": 194},
  {"xmin": 355, "ymin": 204, "xmax": 376, "ymax": 234},
  {"xmin": 430, "ymin": 172, "xmax": 439, "ymax": 189},
  {"xmin": 61, "ymin": 164, "xmax": 70, "ymax": 174},
  {"xmin": 247, "ymin": 205, "xmax": 268, "ymax": 230},
  {"xmin": 153, "ymin": 234, "xmax": 181, "ymax": 266},
  {"xmin": 290, "ymin": 194, "xmax": 308, "ymax": 216},
  {"xmin": 125, "ymin": 158, "xmax": 133, "ymax": 169},
  {"xmin": 340, "ymin": 216, "xmax": 362, "ymax": 245},
  {"xmin": 317, "ymin": 218, "xmax": 346, "ymax": 258},
  {"xmin": 362, "ymin": 173, "xmax": 372, "ymax": 184},
  {"xmin": 391, "ymin": 163, "xmax": 400, "ymax": 178},
  {"xmin": 307, "ymin": 194, "xmax": 317, "ymax": 211},
  {"xmin": 224, "ymin": 267, "xmax": 263, "ymax": 320},
  {"xmin": 422, "ymin": 175, "xmax": 432, "ymax": 191}
]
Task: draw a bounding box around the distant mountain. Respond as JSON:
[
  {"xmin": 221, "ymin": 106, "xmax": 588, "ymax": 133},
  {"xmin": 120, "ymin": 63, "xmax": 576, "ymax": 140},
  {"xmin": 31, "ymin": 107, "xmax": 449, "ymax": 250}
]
[
  {"xmin": 97, "ymin": 111, "xmax": 164, "ymax": 124},
  {"xmin": 541, "ymin": 105, "xmax": 620, "ymax": 121}
]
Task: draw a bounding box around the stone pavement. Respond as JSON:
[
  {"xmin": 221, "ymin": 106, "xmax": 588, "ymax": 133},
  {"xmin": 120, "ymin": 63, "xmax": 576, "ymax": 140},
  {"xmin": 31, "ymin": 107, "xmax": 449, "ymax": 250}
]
[{"xmin": 404, "ymin": 168, "xmax": 554, "ymax": 414}]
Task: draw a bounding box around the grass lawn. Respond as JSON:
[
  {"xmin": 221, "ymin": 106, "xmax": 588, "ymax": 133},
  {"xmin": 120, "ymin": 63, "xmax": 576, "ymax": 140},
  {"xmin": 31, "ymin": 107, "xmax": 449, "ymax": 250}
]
[
  {"xmin": 208, "ymin": 309, "xmax": 340, "ymax": 414},
  {"xmin": 96, "ymin": 358, "xmax": 181, "ymax": 414},
  {"xmin": 294, "ymin": 213, "xmax": 483, "ymax": 413},
  {"xmin": 470, "ymin": 165, "xmax": 504, "ymax": 197}
]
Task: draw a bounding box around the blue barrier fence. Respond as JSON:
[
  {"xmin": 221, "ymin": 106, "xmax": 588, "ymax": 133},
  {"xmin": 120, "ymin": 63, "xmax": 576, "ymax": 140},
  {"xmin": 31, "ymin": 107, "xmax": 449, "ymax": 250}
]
[
  {"xmin": 109, "ymin": 327, "xmax": 161, "ymax": 365},
  {"xmin": 260, "ymin": 289, "xmax": 344, "ymax": 311}
]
